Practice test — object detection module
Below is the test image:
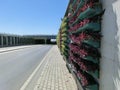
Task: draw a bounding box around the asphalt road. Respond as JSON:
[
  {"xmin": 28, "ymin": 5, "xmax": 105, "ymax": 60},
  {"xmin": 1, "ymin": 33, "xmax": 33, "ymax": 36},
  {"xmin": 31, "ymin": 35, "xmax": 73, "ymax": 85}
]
[{"xmin": 0, "ymin": 45, "xmax": 52, "ymax": 90}]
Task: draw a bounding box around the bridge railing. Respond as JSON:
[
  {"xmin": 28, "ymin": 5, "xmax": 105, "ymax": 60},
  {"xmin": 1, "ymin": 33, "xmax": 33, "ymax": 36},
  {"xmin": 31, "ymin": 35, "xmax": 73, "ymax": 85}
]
[{"xmin": 0, "ymin": 34, "xmax": 56, "ymax": 47}]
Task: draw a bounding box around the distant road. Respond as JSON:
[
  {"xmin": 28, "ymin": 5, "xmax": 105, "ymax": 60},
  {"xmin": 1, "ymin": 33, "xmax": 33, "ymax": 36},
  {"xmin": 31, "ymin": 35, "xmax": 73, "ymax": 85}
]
[{"xmin": 0, "ymin": 45, "xmax": 52, "ymax": 90}]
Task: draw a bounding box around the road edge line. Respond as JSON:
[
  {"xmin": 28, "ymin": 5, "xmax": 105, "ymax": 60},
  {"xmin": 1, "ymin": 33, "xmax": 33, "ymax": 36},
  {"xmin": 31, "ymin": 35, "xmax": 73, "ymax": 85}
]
[
  {"xmin": 20, "ymin": 46, "xmax": 53, "ymax": 90},
  {"xmin": 0, "ymin": 45, "xmax": 43, "ymax": 53},
  {"xmin": 0, "ymin": 46, "xmax": 32, "ymax": 53}
]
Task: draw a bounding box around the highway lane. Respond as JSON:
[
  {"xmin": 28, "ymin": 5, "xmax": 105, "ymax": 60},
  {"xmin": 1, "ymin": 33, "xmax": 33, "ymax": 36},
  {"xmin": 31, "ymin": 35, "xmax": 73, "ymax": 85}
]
[{"xmin": 0, "ymin": 45, "xmax": 52, "ymax": 90}]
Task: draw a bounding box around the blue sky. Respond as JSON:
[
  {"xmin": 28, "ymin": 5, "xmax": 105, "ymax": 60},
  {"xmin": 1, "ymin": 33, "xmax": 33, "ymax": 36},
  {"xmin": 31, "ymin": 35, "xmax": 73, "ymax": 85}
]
[{"xmin": 0, "ymin": 0, "xmax": 69, "ymax": 35}]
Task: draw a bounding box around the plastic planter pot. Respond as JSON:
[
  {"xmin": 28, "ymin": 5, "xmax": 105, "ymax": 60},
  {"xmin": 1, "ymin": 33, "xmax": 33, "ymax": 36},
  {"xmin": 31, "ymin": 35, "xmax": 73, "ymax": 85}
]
[
  {"xmin": 62, "ymin": 48, "xmax": 68, "ymax": 55},
  {"xmin": 61, "ymin": 28, "xmax": 68, "ymax": 33},
  {"xmin": 69, "ymin": 0, "xmax": 85, "ymax": 20},
  {"xmin": 72, "ymin": 0, "xmax": 77, "ymax": 8},
  {"xmin": 76, "ymin": 0, "xmax": 85, "ymax": 12},
  {"xmin": 61, "ymin": 22, "xmax": 67, "ymax": 29},
  {"xmin": 61, "ymin": 40, "xmax": 69, "ymax": 45},
  {"xmin": 63, "ymin": 51, "xmax": 69, "ymax": 57},
  {"xmin": 61, "ymin": 33, "xmax": 68, "ymax": 37},
  {"xmin": 61, "ymin": 42, "xmax": 68, "ymax": 47},
  {"xmin": 77, "ymin": 70, "xmax": 97, "ymax": 87},
  {"xmin": 61, "ymin": 37, "xmax": 68, "ymax": 41},
  {"xmin": 71, "ymin": 23, "xmax": 101, "ymax": 34},
  {"xmin": 61, "ymin": 44, "xmax": 69, "ymax": 50},
  {"xmin": 71, "ymin": 4, "xmax": 102, "ymax": 26},
  {"xmin": 83, "ymin": 56, "xmax": 99, "ymax": 64},
  {"xmin": 78, "ymin": 4, "xmax": 103, "ymax": 20},
  {"xmin": 61, "ymin": 31, "xmax": 68, "ymax": 35},
  {"xmin": 82, "ymin": 39, "xmax": 100, "ymax": 48},
  {"xmin": 73, "ymin": 58, "xmax": 99, "ymax": 72},
  {"xmin": 86, "ymin": 70, "xmax": 99, "ymax": 80},
  {"xmin": 85, "ymin": 85, "xmax": 98, "ymax": 90}
]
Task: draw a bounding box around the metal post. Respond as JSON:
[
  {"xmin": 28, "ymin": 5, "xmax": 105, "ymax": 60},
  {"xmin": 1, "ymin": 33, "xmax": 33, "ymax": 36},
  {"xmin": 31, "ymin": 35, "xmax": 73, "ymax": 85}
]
[
  {"xmin": 45, "ymin": 38, "xmax": 47, "ymax": 44},
  {"xmin": 13, "ymin": 37, "xmax": 15, "ymax": 45},
  {"xmin": 6, "ymin": 36, "xmax": 8, "ymax": 46},
  {"xmin": 1, "ymin": 36, "xmax": 3, "ymax": 47},
  {"xmin": 16, "ymin": 37, "xmax": 18, "ymax": 45},
  {"xmin": 10, "ymin": 37, "xmax": 12, "ymax": 46}
]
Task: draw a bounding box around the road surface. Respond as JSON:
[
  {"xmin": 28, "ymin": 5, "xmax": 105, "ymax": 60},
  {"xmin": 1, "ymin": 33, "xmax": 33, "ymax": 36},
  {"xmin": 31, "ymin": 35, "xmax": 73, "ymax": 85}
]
[{"xmin": 0, "ymin": 45, "xmax": 52, "ymax": 90}]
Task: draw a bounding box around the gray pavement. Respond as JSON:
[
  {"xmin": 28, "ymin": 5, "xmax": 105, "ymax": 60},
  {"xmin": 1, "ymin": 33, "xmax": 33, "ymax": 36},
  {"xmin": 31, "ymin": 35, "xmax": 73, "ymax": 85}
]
[
  {"xmin": 31, "ymin": 46, "xmax": 77, "ymax": 90},
  {"xmin": 0, "ymin": 45, "xmax": 77, "ymax": 90},
  {"xmin": 0, "ymin": 45, "xmax": 52, "ymax": 90}
]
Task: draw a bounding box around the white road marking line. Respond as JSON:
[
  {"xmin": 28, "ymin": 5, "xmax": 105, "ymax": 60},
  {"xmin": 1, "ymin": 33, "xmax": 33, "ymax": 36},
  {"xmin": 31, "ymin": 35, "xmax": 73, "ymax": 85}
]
[{"xmin": 20, "ymin": 46, "xmax": 53, "ymax": 90}]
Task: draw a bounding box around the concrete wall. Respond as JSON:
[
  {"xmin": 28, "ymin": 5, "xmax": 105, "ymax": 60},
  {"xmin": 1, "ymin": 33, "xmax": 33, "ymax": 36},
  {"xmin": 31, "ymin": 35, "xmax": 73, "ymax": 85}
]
[
  {"xmin": 100, "ymin": 0, "xmax": 120, "ymax": 90},
  {"xmin": 0, "ymin": 34, "xmax": 56, "ymax": 47},
  {"xmin": 0, "ymin": 34, "xmax": 25, "ymax": 47}
]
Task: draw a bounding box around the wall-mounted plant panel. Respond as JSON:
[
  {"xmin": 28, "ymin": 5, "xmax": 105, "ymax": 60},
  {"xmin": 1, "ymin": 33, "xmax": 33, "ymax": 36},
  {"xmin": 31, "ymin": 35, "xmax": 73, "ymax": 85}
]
[{"xmin": 57, "ymin": 0, "xmax": 104, "ymax": 90}]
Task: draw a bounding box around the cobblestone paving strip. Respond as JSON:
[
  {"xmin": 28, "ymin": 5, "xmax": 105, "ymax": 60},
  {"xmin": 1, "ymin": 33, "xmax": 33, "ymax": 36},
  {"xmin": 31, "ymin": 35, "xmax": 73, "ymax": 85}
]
[{"xmin": 34, "ymin": 46, "xmax": 77, "ymax": 90}]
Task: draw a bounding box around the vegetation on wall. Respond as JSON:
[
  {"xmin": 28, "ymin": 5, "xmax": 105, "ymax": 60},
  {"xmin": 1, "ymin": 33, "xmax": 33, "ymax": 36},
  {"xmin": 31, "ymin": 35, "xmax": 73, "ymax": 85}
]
[{"xmin": 57, "ymin": 0, "xmax": 104, "ymax": 90}]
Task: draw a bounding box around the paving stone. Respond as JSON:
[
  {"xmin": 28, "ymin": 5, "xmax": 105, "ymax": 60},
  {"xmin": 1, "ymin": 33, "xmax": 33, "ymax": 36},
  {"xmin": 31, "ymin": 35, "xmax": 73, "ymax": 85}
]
[{"xmin": 34, "ymin": 46, "xmax": 77, "ymax": 90}]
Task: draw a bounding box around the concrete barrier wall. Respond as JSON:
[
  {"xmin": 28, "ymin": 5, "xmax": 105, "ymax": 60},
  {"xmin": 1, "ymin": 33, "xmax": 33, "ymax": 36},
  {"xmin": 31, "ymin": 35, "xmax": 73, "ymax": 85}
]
[
  {"xmin": 0, "ymin": 34, "xmax": 25, "ymax": 47},
  {"xmin": 100, "ymin": 0, "xmax": 120, "ymax": 90},
  {"xmin": 0, "ymin": 34, "xmax": 56, "ymax": 47}
]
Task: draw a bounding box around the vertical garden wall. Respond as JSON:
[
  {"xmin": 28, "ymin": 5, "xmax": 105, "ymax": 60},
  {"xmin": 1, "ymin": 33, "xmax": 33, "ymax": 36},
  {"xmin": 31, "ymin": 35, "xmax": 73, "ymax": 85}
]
[
  {"xmin": 57, "ymin": 0, "xmax": 104, "ymax": 90},
  {"xmin": 57, "ymin": 17, "xmax": 70, "ymax": 61}
]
